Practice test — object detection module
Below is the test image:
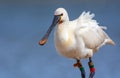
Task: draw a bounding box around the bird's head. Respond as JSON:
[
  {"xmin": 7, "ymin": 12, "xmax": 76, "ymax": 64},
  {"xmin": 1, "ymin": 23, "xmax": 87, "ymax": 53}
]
[
  {"xmin": 39, "ymin": 8, "xmax": 69, "ymax": 45},
  {"xmin": 54, "ymin": 8, "xmax": 69, "ymax": 24}
]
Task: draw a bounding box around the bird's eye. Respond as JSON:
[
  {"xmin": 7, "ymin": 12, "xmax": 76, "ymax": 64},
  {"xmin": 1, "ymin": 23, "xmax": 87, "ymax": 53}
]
[
  {"xmin": 56, "ymin": 13, "xmax": 63, "ymax": 16},
  {"xmin": 60, "ymin": 13, "xmax": 63, "ymax": 16}
]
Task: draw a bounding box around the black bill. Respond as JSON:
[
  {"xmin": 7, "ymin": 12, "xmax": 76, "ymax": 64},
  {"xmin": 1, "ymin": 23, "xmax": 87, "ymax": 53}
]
[{"xmin": 39, "ymin": 15, "xmax": 61, "ymax": 45}]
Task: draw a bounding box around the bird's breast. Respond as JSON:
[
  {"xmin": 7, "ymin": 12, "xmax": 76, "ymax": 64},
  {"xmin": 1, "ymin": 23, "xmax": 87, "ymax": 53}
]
[{"xmin": 54, "ymin": 25, "xmax": 76, "ymax": 53}]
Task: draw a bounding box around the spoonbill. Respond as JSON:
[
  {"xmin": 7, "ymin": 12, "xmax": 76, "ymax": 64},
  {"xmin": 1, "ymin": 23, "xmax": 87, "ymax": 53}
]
[{"xmin": 39, "ymin": 8, "xmax": 115, "ymax": 78}]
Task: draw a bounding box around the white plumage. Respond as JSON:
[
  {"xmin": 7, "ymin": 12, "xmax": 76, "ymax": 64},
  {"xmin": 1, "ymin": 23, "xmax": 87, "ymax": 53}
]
[
  {"xmin": 54, "ymin": 8, "xmax": 115, "ymax": 59},
  {"xmin": 39, "ymin": 7, "xmax": 115, "ymax": 78}
]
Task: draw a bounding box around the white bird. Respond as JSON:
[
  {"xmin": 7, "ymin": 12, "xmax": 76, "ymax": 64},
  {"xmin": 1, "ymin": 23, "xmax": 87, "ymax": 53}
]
[{"xmin": 39, "ymin": 8, "xmax": 115, "ymax": 78}]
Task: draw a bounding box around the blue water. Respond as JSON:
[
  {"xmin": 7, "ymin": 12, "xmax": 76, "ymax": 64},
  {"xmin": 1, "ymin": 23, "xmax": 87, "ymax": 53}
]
[{"xmin": 0, "ymin": 0, "xmax": 120, "ymax": 78}]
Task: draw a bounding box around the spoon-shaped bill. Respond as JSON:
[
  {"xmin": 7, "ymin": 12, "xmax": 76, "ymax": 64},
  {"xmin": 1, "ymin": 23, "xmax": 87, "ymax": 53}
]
[{"xmin": 39, "ymin": 15, "xmax": 61, "ymax": 46}]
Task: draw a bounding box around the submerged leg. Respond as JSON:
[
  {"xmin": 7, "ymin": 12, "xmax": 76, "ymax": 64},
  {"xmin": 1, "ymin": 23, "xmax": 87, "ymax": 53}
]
[
  {"xmin": 88, "ymin": 57, "xmax": 95, "ymax": 78},
  {"xmin": 74, "ymin": 60, "xmax": 85, "ymax": 78}
]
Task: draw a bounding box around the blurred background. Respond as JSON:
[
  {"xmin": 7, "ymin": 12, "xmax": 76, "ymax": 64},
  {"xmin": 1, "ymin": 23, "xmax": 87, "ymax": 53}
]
[{"xmin": 0, "ymin": 0, "xmax": 120, "ymax": 78}]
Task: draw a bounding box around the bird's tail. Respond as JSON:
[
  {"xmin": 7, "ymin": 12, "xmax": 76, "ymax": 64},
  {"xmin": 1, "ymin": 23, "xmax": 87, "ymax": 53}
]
[{"xmin": 106, "ymin": 39, "xmax": 115, "ymax": 46}]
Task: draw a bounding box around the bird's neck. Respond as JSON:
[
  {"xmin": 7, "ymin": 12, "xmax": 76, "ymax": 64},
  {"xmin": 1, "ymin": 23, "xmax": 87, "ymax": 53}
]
[
  {"xmin": 56, "ymin": 23, "xmax": 68, "ymax": 41},
  {"xmin": 55, "ymin": 23, "xmax": 75, "ymax": 48}
]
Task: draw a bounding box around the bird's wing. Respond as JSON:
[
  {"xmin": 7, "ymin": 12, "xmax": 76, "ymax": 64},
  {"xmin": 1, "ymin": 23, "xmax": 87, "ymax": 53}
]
[
  {"xmin": 75, "ymin": 11, "xmax": 113, "ymax": 49},
  {"xmin": 76, "ymin": 26, "xmax": 108, "ymax": 49}
]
